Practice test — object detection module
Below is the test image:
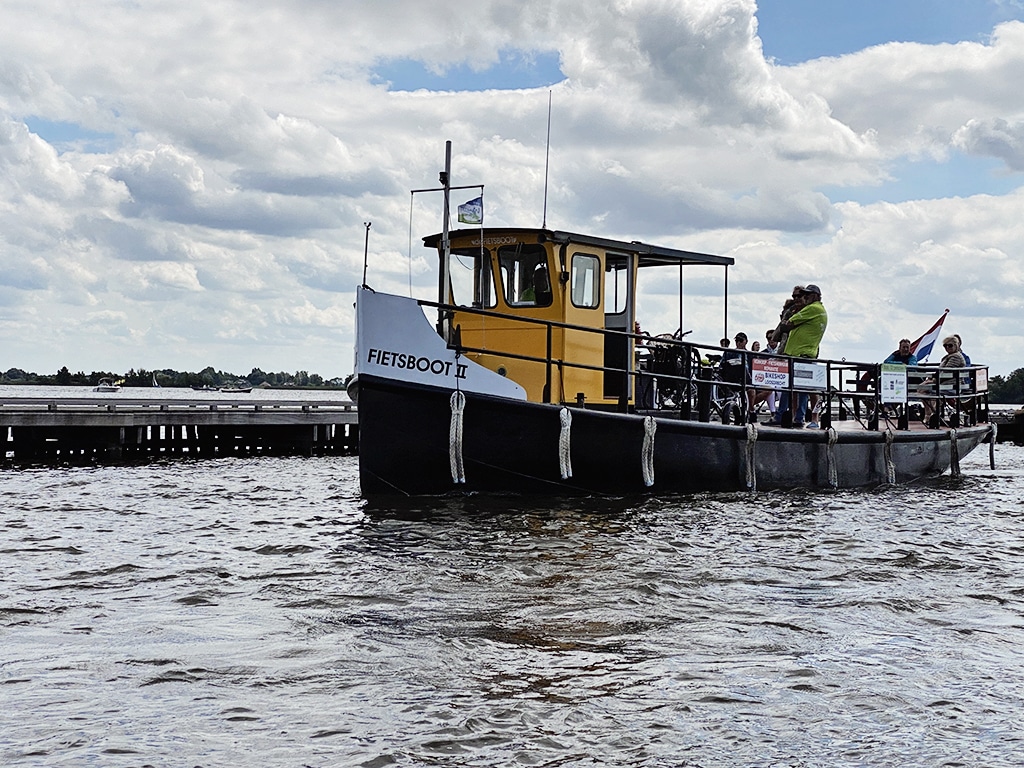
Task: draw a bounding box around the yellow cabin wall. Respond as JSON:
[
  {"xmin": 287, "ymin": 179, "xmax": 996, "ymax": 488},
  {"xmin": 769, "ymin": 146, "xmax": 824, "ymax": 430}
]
[{"xmin": 448, "ymin": 240, "xmax": 635, "ymax": 406}]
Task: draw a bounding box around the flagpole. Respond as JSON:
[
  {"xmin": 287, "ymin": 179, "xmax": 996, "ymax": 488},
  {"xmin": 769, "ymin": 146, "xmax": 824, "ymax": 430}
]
[
  {"xmin": 437, "ymin": 141, "xmax": 452, "ymax": 336},
  {"xmin": 542, "ymin": 89, "xmax": 552, "ymax": 229}
]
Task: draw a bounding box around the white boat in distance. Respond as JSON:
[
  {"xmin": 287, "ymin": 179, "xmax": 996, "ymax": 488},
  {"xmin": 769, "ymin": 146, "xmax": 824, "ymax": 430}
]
[{"xmin": 93, "ymin": 378, "xmax": 122, "ymax": 393}]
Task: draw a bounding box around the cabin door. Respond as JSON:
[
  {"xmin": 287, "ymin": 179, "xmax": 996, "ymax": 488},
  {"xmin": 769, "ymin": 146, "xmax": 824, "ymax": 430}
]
[{"xmin": 603, "ymin": 253, "xmax": 634, "ymax": 402}]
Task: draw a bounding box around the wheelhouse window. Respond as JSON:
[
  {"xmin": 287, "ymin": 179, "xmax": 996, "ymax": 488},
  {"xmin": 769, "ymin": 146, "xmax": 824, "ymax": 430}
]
[
  {"xmin": 571, "ymin": 253, "xmax": 601, "ymax": 308},
  {"xmin": 605, "ymin": 254, "xmax": 630, "ymax": 314},
  {"xmin": 498, "ymin": 243, "xmax": 551, "ymax": 307},
  {"xmin": 448, "ymin": 247, "xmax": 496, "ymax": 308}
]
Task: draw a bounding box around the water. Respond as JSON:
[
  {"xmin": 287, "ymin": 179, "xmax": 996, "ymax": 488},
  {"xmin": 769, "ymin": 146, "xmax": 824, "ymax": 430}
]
[{"xmin": 2, "ymin": 446, "xmax": 1023, "ymax": 767}]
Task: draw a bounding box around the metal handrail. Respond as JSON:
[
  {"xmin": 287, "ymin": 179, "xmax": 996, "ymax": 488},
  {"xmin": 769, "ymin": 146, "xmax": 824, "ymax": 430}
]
[{"xmin": 421, "ymin": 298, "xmax": 989, "ymax": 427}]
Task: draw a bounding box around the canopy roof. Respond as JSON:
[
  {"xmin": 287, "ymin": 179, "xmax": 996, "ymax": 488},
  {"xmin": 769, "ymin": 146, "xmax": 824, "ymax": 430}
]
[{"xmin": 425, "ymin": 228, "xmax": 734, "ymax": 268}]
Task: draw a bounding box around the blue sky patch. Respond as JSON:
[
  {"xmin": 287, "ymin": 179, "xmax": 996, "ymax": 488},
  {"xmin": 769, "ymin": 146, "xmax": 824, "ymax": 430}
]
[
  {"xmin": 24, "ymin": 117, "xmax": 117, "ymax": 153},
  {"xmin": 374, "ymin": 49, "xmax": 564, "ymax": 92},
  {"xmin": 757, "ymin": 0, "xmax": 1024, "ymax": 64},
  {"xmin": 822, "ymin": 151, "xmax": 1021, "ymax": 205}
]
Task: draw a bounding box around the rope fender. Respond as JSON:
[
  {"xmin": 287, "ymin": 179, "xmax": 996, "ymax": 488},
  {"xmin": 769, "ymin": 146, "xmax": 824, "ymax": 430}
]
[
  {"xmin": 949, "ymin": 428, "xmax": 961, "ymax": 479},
  {"xmin": 641, "ymin": 416, "xmax": 657, "ymax": 487},
  {"xmin": 884, "ymin": 429, "xmax": 897, "ymax": 485},
  {"xmin": 826, "ymin": 427, "xmax": 840, "ymax": 489},
  {"xmin": 449, "ymin": 390, "xmax": 466, "ymax": 484},
  {"xmin": 558, "ymin": 407, "xmax": 573, "ymax": 480},
  {"xmin": 745, "ymin": 422, "xmax": 758, "ymax": 492}
]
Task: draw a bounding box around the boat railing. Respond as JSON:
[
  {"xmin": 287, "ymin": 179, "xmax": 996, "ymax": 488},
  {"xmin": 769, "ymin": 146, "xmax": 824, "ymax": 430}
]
[{"xmin": 423, "ymin": 299, "xmax": 989, "ymax": 429}]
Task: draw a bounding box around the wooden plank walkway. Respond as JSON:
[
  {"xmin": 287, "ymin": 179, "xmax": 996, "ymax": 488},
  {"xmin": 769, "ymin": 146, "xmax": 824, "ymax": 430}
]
[{"xmin": 0, "ymin": 396, "xmax": 358, "ymax": 462}]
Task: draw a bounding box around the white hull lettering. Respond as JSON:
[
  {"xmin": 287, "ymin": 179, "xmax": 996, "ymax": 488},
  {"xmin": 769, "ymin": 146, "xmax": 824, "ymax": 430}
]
[{"xmin": 367, "ymin": 348, "xmax": 468, "ymax": 379}]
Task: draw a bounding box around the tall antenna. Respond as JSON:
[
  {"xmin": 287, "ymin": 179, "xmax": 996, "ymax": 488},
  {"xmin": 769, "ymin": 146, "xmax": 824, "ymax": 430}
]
[
  {"xmin": 361, "ymin": 221, "xmax": 371, "ymax": 288},
  {"xmin": 542, "ymin": 89, "xmax": 552, "ymax": 229}
]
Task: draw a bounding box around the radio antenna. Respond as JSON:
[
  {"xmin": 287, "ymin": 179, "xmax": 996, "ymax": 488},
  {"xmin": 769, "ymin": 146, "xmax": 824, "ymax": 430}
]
[
  {"xmin": 542, "ymin": 89, "xmax": 552, "ymax": 229},
  {"xmin": 361, "ymin": 221, "xmax": 371, "ymax": 288}
]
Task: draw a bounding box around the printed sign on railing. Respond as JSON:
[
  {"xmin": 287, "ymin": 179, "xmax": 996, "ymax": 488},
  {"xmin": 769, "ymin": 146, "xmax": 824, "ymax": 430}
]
[
  {"xmin": 880, "ymin": 363, "xmax": 908, "ymax": 404},
  {"xmin": 752, "ymin": 357, "xmax": 789, "ymax": 388}
]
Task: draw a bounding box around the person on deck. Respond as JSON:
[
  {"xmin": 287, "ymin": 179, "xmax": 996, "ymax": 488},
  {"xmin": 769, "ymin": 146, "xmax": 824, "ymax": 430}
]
[
  {"xmin": 857, "ymin": 338, "xmax": 919, "ymax": 420},
  {"xmin": 921, "ymin": 335, "xmax": 967, "ymax": 427},
  {"xmin": 720, "ymin": 332, "xmax": 754, "ymax": 421},
  {"xmin": 884, "ymin": 338, "xmax": 919, "ymax": 366},
  {"xmin": 774, "ymin": 284, "xmax": 827, "ymax": 428},
  {"xmin": 770, "ymin": 286, "xmax": 805, "ymax": 351},
  {"xmin": 953, "ymin": 334, "xmax": 971, "ymax": 365}
]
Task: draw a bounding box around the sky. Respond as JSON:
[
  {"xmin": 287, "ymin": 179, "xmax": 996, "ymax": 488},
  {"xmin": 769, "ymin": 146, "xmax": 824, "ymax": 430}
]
[{"xmin": 2, "ymin": 0, "xmax": 1024, "ymax": 380}]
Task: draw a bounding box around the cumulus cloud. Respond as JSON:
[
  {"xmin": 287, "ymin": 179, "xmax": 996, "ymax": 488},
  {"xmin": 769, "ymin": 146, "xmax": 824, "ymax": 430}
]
[
  {"xmin": 953, "ymin": 117, "xmax": 1024, "ymax": 169},
  {"xmin": 0, "ymin": 0, "xmax": 1022, "ymax": 376}
]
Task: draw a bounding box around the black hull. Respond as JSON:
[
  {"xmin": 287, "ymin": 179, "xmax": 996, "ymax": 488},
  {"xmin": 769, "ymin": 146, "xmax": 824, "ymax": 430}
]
[{"xmin": 357, "ymin": 375, "xmax": 991, "ymax": 496}]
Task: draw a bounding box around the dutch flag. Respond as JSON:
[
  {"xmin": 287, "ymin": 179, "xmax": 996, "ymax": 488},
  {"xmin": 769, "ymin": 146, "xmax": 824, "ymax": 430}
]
[{"xmin": 909, "ymin": 309, "xmax": 949, "ymax": 362}]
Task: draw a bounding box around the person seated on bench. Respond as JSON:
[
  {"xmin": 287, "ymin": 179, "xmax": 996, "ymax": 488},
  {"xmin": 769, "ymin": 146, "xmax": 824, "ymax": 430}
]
[{"xmin": 921, "ymin": 335, "xmax": 966, "ymax": 427}]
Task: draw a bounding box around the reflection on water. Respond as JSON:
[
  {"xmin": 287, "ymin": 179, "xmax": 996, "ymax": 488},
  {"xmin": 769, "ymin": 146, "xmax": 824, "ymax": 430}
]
[{"xmin": 2, "ymin": 449, "xmax": 1024, "ymax": 766}]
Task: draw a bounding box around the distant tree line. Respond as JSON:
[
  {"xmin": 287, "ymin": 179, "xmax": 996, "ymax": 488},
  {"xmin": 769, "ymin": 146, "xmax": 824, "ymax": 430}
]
[
  {"xmin": 2, "ymin": 366, "xmax": 347, "ymax": 389},
  {"xmin": 989, "ymin": 369, "xmax": 1024, "ymax": 404},
  {"xmin": 4, "ymin": 364, "xmax": 1023, "ymax": 402}
]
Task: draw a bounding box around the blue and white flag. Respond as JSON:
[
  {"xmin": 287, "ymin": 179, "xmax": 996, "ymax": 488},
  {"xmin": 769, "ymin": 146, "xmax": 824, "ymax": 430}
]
[
  {"xmin": 457, "ymin": 196, "xmax": 483, "ymax": 225},
  {"xmin": 910, "ymin": 309, "xmax": 949, "ymax": 362}
]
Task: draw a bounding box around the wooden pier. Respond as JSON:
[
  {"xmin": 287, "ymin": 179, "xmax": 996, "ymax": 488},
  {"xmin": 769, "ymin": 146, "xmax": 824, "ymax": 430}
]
[{"xmin": 0, "ymin": 396, "xmax": 358, "ymax": 462}]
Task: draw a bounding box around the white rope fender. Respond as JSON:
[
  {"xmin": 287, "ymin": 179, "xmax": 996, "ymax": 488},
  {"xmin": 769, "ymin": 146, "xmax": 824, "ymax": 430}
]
[
  {"xmin": 641, "ymin": 415, "xmax": 657, "ymax": 487},
  {"xmin": 745, "ymin": 422, "xmax": 758, "ymax": 492},
  {"xmin": 884, "ymin": 428, "xmax": 897, "ymax": 485},
  {"xmin": 949, "ymin": 428, "xmax": 961, "ymax": 479},
  {"xmin": 449, "ymin": 390, "xmax": 466, "ymax": 484},
  {"xmin": 558, "ymin": 407, "xmax": 573, "ymax": 480},
  {"xmin": 826, "ymin": 427, "xmax": 840, "ymax": 489}
]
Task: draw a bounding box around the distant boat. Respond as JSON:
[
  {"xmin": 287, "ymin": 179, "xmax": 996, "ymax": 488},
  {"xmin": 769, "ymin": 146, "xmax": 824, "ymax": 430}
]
[
  {"xmin": 93, "ymin": 377, "xmax": 122, "ymax": 393},
  {"xmin": 220, "ymin": 381, "xmax": 253, "ymax": 394},
  {"xmin": 191, "ymin": 384, "xmax": 219, "ymax": 392},
  {"xmin": 152, "ymin": 373, "xmax": 160, "ymax": 388}
]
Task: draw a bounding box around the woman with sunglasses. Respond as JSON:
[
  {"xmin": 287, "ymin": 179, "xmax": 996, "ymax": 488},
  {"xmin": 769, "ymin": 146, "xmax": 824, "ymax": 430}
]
[{"xmin": 922, "ymin": 335, "xmax": 967, "ymax": 427}]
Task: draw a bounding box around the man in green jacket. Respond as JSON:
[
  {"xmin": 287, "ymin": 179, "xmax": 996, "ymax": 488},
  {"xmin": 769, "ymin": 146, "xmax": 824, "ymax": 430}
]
[
  {"xmin": 776, "ymin": 284, "xmax": 827, "ymax": 426},
  {"xmin": 783, "ymin": 285, "xmax": 827, "ymax": 356}
]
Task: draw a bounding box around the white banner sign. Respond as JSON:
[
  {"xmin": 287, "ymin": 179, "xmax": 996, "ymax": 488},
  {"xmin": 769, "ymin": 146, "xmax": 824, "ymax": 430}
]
[
  {"xmin": 880, "ymin": 363, "xmax": 908, "ymax": 404},
  {"xmin": 793, "ymin": 361, "xmax": 827, "ymax": 390}
]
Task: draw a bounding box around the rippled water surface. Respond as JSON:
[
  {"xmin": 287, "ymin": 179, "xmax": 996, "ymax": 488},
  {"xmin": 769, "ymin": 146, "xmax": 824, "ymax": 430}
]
[{"xmin": 3, "ymin": 447, "xmax": 1024, "ymax": 767}]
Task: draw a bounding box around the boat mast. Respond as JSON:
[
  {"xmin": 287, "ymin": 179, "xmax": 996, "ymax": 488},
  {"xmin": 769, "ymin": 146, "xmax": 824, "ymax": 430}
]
[
  {"xmin": 437, "ymin": 141, "xmax": 452, "ymax": 336},
  {"xmin": 361, "ymin": 221, "xmax": 371, "ymax": 288},
  {"xmin": 542, "ymin": 90, "xmax": 552, "ymax": 229}
]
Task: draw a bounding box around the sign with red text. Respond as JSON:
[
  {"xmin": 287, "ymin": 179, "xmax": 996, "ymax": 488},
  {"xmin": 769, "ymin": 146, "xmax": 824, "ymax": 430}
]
[{"xmin": 752, "ymin": 357, "xmax": 789, "ymax": 388}]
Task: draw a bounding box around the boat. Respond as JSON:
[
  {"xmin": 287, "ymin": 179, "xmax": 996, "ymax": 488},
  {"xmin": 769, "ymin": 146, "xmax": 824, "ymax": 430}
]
[
  {"xmin": 152, "ymin": 372, "xmax": 160, "ymax": 388},
  {"xmin": 349, "ymin": 145, "xmax": 995, "ymax": 496},
  {"xmin": 93, "ymin": 377, "xmax": 122, "ymax": 393},
  {"xmin": 191, "ymin": 384, "xmax": 219, "ymax": 392},
  {"xmin": 220, "ymin": 381, "xmax": 253, "ymax": 394}
]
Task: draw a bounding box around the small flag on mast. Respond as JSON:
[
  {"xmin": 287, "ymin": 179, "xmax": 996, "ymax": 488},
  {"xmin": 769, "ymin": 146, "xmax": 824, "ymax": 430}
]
[
  {"xmin": 909, "ymin": 309, "xmax": 949, "ymax": 362},
  {"xmin": 457, "ymin": 196, "xmax": 483, "ymax": 225}
]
